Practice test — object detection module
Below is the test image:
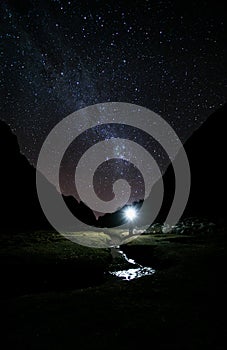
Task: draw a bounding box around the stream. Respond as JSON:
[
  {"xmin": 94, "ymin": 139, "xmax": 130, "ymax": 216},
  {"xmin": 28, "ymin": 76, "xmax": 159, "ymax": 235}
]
[{"xmin": 108, "ymin": 247, "xmax": 155, "ymax": 281}]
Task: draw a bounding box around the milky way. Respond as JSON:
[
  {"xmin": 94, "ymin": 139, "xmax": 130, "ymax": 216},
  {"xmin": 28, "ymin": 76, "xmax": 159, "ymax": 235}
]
[{"xmin": 0, "ymin": 0, "xmax": 226, "ymax": 203}]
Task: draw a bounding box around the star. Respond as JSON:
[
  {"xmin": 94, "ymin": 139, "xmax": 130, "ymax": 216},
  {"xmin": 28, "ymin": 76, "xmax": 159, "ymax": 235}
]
[{"xmin": 0, "ymin": 0, "xmax": 226, "ymax": 206}]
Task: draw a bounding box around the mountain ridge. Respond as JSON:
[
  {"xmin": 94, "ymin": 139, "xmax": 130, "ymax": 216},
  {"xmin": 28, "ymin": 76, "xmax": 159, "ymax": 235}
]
[{"xmin": 0, "ymin": 103, "xmax": 226, "ymax": 232}]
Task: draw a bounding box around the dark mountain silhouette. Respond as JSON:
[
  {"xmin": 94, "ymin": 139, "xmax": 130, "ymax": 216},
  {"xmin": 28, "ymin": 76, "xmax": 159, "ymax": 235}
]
[
  {"xmin": 63, "ymin": 195, "xmax": 97, "ymax": 226},
  {"xmin": 0, "ymin": 104, "xmax": 226, "ymax": 233},
  {"xmin": 96, "ymin": 103, "xmax": 227, "ymax": 226},
  {"xmin": 0, "ymin": 120, "xmax": 96, "ymax": 232},
  {"xmin": 0, "ymin": 120, "xmax": 49, "ymax": 231},
  {"xmin": 182, "ymin": 103, "xmax": 226, "ymax": 219},
  {"xmin": 156, "ymin": 103, "xmax": 227, "ymax": 223}
]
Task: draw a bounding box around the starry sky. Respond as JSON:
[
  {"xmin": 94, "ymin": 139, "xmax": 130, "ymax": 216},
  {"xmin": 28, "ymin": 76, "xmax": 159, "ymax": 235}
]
[{"xmin": 0, "ymin": 0, "xmax": 226, "ymax": 205}]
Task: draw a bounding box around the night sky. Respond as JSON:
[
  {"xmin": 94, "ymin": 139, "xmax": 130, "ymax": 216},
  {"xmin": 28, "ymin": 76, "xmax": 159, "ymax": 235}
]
[{"xmin": 0, "ymin": 0, "xmax": 226, "ymax": 205}]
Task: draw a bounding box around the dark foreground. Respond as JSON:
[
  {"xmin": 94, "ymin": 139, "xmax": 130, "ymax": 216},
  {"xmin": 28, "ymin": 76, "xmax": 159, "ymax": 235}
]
[{"xmin": 1, "ymin": 223, "xmax": 227, "ymax": 350}]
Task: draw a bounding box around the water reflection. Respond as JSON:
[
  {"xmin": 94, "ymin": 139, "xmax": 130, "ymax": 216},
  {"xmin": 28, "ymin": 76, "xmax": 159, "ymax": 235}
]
[
  {"xmin": 110, "ymin": 267, "xmax": 155, "ymax": 281},
  {"xmin": 109, "ymin": 247, "xmax": 155, "ymax": 281}
]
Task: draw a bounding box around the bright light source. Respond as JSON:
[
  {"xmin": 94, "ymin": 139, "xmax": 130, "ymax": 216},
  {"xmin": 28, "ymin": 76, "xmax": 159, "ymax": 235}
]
[{"xmin": 124, "ymin": 207, "xmax": 137, "ymax": 221}]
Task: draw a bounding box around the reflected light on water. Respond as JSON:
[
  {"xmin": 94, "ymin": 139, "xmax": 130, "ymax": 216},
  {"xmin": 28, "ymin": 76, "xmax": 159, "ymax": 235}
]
[
  {"xmin": 109, "ymin": 247, "xmax": 155, "ymax": 281},
  {"xmin": 109, "ymin": 267, "xmax": 155, "ymax": 281}
]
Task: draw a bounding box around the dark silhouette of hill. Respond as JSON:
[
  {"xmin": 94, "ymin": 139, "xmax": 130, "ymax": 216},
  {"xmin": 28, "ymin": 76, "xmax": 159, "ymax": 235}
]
[
  {"xmin": 158, "ymin": 103, "xmax": 227, "ymax": 223},
  {"xmin": 0, "ymin": 120, "xmax": 49, "ymax": 231},
  {"xmin": 0, "ymin": 120, "xmax": 96, "ymax": 232},
  {"xmin": 182, "ymin": 103, "xmax": 226, "ymax": 219},
  {"xmin": 1, "ymin": 103, "xmax": 226, "ymax": 233},
  {"xmin": 63, "ymin": 195, "xmax": 97, "ymax": 227},
  {"xmin": 97, "ymin": 103, "xmax": 227, "ymax": 226}
]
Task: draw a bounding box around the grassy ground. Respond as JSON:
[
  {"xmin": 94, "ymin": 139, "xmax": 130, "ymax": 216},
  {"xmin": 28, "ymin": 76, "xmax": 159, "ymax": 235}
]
[
  {"xmin": 0, "ymin": 230, "xmax": 111, "ymax": 296},
  {"xmin": 0, "ymin": 225, "xmax": 227, "ymax": 349}
]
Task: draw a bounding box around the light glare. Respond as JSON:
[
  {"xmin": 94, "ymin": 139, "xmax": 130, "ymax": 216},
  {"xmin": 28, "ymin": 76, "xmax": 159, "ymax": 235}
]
[{"xmin": 124, "ymin": 207, "xmax": 137, "ymax": 221}]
